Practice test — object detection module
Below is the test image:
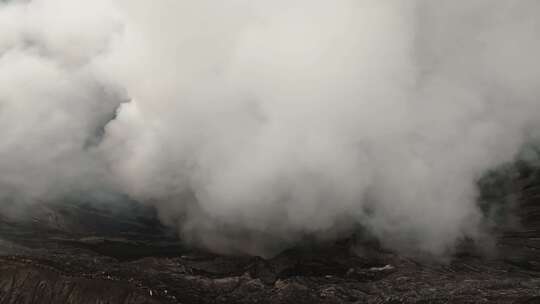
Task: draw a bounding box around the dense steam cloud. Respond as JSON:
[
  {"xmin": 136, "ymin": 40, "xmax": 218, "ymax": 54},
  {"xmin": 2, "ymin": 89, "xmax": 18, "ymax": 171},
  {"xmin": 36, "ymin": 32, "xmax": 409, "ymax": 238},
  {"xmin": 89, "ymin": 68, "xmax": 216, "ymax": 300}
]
[{"xmin": 1, "ymin": 0, "xmax": 540, "ymax": 257}]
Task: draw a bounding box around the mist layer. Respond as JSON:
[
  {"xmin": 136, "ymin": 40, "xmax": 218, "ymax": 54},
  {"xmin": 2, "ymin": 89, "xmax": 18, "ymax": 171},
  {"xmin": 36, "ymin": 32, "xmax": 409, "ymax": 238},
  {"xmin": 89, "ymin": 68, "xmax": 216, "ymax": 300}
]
[{"xmin": 2, "ymin": 0, "xmax": 540, "ymax": 257}]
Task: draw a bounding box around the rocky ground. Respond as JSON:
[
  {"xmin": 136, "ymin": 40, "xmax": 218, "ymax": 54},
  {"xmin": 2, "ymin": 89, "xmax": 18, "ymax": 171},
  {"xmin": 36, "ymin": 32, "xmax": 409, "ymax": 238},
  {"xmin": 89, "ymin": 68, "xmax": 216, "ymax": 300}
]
[{"xmin": 1, "ymin": 169, "xmax": 540, "ymax": 303}]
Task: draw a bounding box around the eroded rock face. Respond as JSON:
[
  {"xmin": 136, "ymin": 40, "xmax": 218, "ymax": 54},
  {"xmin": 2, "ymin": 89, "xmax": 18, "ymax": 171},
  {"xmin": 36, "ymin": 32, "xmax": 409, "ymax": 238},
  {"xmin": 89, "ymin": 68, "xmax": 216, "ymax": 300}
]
[
  {"xmin": 0, "ymin": 261, "xmax": 159, "ymax": 304},
  {"xmin": 1, "ymin": 170, "xmax": 540, "ymax": 303},
  {"xmin": 1, "ymin": 245, "xmax": 540, "ymax": 304}
]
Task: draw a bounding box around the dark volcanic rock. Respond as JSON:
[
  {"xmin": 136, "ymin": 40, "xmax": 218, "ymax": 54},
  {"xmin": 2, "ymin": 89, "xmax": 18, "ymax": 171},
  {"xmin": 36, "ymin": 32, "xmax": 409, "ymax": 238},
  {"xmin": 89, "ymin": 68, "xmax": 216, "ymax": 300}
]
[
  {"xmin": 1, "ymin": 170, "xmax": 540, "ymax": 303},
  {"xmin": 0, "ymin": 259, "xmax": 160, "ymax": 304}
]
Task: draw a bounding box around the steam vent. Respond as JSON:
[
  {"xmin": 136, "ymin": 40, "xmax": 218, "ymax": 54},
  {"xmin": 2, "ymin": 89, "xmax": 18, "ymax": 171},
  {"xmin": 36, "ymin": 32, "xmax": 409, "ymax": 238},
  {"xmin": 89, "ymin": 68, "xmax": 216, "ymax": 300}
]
[{"xmin": 2, "ymin": 1, "xmax": 540, "ymax": 303}]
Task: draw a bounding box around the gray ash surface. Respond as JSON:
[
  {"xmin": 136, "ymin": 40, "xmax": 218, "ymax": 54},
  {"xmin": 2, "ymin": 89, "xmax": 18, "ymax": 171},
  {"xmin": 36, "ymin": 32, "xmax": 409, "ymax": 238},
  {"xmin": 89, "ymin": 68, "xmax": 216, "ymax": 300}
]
[{"xmin": 1, "ymin": 171, "xmax": 540, "ymax": 304}]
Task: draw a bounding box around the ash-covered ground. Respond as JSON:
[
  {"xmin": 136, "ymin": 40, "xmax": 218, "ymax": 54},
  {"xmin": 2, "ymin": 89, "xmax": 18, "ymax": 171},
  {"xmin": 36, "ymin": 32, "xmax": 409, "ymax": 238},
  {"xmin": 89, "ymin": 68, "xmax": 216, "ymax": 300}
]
[{"xmin": 1, "ymin": 168, "xmax": 540, "ymax": 304}]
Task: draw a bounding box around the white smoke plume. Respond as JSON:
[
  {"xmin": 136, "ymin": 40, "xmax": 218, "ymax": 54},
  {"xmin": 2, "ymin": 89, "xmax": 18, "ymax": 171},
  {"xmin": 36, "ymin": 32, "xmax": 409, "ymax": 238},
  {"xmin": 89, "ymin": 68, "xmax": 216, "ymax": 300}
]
[{"xmin": 1, "ymin": 0, "xmax": 540, "ymax": 257}]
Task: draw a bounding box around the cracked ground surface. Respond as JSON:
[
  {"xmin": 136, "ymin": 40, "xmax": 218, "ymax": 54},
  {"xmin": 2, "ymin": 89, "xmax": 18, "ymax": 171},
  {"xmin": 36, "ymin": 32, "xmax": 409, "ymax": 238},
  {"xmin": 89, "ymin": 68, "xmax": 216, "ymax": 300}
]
[{"xmin": 1, "ymin": 170, "xmax": 540, "ymax": 303}]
